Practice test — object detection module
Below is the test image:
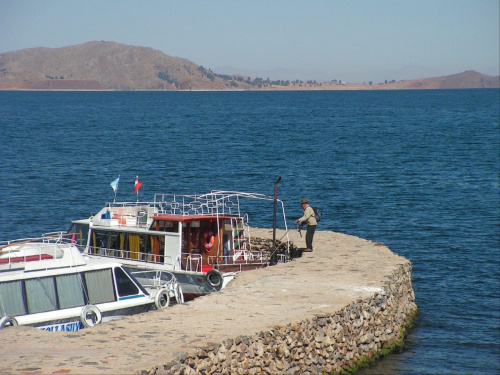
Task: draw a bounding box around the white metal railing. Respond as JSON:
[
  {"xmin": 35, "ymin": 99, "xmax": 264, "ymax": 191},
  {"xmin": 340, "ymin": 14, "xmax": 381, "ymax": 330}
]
[
  {"xmin": 129, "ymin": 270, "xmax": 184, "ymax": 304},
  {"xmin": 95, "ymin": 204, "xmax": 155, "ymax": 229},
  {"xmin": 100, "ymin": 191, "xmax": 288, "ymax": 225},
  {"xmin": 276, "ymin": 254, "xmax": 288, "ymax": 263},
  {"xmin": 129, "ymin": 269, "xmax": 175, "ymax": 289},
  {"xmin": 153, "ymin": 190, "xmax": 285, "ymax": 217},
  {"xmin": 87, "ymin": 246, "xmax": 174, "ymax": 267},
  {"xmin": 153, "ymin": 192, "xmax": 240, "ymax": 217},
  {"xmin": 207, "ymin": 253, "xmax": 287, "ymax": 266},
  {"xmin": 207, "ymin": 251, "xmax": 270, "ymax": 266},
  {"xmin": 0, "ymin": 233, "xmax": 83, "ymax": 270},
  {"xmin": 179, "ymin": 253, "xmax": 203, "ymax": 272},
  {"xmin": 0, "ymin": 232, "xmax": 77, "ymax": 248},
  {"xmin": 86, "ymin": 247, "xmax": 206, "ymax": 273},
  {"xmin": 96, "ymin": 191, "xmax": 291, "ymax": 258}
]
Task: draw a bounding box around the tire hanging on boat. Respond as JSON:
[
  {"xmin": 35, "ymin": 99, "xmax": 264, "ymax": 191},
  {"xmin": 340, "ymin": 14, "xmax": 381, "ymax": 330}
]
[
  {"xmin": 80, "ymin": 304, "xmax": 102, "ymax": 327},
  {"xmin": 0, "ymin": 316, "xmax": 18, "ymax": 329},
  {"xmin": 154, "ymin": 288, "xmax": 170, "ymax": 309},
  {"xmin": 206, "ymin": 269, "xmax": 223, "ymax": 288}
]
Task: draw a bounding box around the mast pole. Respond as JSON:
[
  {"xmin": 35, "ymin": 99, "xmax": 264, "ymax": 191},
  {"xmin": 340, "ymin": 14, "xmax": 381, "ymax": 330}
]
[{"xmin": 271, "ymin": 176, "xmax": 281, "ymax": 265}]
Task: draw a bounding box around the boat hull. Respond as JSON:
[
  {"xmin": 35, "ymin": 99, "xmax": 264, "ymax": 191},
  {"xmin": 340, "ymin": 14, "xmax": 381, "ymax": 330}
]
[{"xmin": 26, "ymin": 304, "xmax": 155, "ymax": 332}]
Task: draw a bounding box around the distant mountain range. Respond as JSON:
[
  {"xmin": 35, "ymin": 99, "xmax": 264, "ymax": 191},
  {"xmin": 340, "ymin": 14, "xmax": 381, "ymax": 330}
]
[{"xmin": 1, "ymin": 41, "xmax": 498, "ymax": 91}]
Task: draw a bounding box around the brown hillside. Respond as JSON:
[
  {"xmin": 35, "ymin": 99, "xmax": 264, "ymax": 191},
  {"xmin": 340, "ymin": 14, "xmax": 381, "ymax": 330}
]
[
  {"xmin": 440, "ymin": 70, "xmax": 500, "ymax": 89},
  {"xmin": 0, "ymin": 41, "xmax": 251, "ymax": 91},
  {"xmin": 378, "ymin": 70, "xmax": 500, "ymax": 90},
  {"xmin": 0, "ymin": 41, "xmax": 498, "ymax": 91}
]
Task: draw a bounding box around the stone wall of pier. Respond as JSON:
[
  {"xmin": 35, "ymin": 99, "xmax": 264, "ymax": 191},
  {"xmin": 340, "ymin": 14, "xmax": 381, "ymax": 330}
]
[{"xmin": 148, "ymin": 261, "xmax": 417, "ymax": 375}]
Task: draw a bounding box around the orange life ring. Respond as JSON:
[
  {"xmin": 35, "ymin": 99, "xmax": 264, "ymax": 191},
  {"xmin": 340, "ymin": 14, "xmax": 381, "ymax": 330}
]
[{"xmin": 203, "ymin": 231, "xmax": 215, "ymax": 252}]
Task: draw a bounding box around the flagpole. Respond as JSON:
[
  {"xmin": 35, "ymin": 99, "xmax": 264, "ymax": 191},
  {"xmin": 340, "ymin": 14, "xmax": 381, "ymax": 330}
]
[
  {"xmin": 134, "ymin": 176, "xmax": 143, "ymax": 203},
  {"xmin": 135, "ymin": 175, "xmax": 139, "ymax": 203}
]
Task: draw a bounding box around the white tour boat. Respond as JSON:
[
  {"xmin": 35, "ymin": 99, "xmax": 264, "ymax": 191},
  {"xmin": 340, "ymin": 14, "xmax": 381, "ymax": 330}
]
[
  {"xmin": 0, "ymin": 234, "xmax": 177, "ymax": 332},
  {"xmin": 67, "ymin": 190, "xmax": 291, "ymax": 301}
]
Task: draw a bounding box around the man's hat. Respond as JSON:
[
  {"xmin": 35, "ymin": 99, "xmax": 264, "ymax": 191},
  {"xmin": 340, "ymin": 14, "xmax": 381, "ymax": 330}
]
[{"xmin": 300, "ymin": 198, "xmax": 308, "ymax": 204}]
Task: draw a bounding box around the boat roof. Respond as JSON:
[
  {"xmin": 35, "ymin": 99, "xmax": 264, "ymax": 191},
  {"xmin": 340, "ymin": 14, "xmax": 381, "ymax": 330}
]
[
  {"xmin": 0, "ymin": 234, "xmax": 125, "ymax": 279},
  {"xmin": 151, "ymin": 214, "xmax": 236, "ymax": 222}
]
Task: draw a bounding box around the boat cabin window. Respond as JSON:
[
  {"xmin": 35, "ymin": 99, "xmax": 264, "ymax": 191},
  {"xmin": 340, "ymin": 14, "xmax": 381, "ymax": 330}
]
[
  {"xmin": 89, "ymin": 229, "xmax": 164, "ymax": 263},
  {"xmin": 25, "ymin": 274, "xmax": 88, "ymax": 314},
  {"xmin": 26, "ymin": 277, "xmax": 57, "ymax": 314},
  {"xmin": 90, "ymin": 230, "xmax": 127, "ymax": 256},
  {"xmin": 108, "ymin": 232, "xmax": 120, "ymax": 250},
  {"xmin": 0, "ymin": 268, "xmax": 123, "ymax": 318},
  {"xmin": 0, "ymin": 276, "xmax": 86, "ymax": 317},
  {"xmin": 151, "ymin": 220, "xmax": 179, "ymax": 233},
  {"xmin": 0, "ymin": 281, "xmax": 26, "ymax": 316},
  {"xmin": 83, "ymin": 269, "xmax": 116, "ymax": 304},
  {"xmin": 93, "ymin": 231, "xmax": 110, "ymax": 250},
  {"xmin": 114, "ymin": 267, "xmax": 140, "ymax": 297},
  {"xmin": 56, "ymin": 274, "xmax": 86, "ymax": 309}
]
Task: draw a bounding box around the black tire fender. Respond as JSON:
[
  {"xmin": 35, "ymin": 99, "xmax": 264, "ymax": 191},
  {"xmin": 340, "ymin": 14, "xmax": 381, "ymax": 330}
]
[{"xmin": 206, "ymin": 269, "xmax": 223, "ymax": 288}]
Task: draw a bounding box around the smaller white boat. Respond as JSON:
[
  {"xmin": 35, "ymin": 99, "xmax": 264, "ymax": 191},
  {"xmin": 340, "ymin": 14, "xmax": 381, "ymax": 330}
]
[{"xmin": 0, "ymin": 234, "xmax": 178, "ymax": 332}]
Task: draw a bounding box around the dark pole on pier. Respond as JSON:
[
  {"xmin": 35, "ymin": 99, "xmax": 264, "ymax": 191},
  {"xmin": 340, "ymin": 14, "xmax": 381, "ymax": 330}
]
[{"xmin": 271, "ymin": 176, "xmax": 282, "ymax": 266}]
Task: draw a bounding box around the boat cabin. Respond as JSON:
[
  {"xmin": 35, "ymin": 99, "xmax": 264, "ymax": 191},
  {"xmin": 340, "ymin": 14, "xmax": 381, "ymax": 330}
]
[{"xmin": 0, "ymin": 235, "xmax": 159, "ymax": 331}]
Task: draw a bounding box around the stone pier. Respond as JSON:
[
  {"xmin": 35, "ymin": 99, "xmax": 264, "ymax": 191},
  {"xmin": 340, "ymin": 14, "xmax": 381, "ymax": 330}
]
[{"xmin": 0, "ymin": 229, "xmax": 417, "ymax": 375}]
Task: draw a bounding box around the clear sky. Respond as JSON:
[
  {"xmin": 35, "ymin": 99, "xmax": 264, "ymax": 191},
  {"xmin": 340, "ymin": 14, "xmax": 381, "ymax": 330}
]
[{"xmin": 1, "ymin": 0, "xmax": 499, "ymax": 83}]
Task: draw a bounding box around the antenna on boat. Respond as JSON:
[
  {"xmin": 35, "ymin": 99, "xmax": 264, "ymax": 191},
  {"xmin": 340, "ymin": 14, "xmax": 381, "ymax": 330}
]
[{"xmin": 270, "ymin": 176, "xmax": 282, "ymax": 266}]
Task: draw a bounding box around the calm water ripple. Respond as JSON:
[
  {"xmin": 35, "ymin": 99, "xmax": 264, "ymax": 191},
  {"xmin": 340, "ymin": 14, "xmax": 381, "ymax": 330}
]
[{"xmin": 1, "ymin": 89, "xmax": 499, "ymax": 374}]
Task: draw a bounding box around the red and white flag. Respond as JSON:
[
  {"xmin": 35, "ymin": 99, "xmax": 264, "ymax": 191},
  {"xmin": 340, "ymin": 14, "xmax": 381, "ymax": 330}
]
[{"xmin": 134, "ymin": 176, "xmax": 143, "ymax": 194}]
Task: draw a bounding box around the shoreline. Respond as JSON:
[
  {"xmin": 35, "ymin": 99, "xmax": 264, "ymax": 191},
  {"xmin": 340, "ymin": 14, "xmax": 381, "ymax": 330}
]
[{"xmin": 1, "ymin": 85, "xmax": 499, "ymax": 92}]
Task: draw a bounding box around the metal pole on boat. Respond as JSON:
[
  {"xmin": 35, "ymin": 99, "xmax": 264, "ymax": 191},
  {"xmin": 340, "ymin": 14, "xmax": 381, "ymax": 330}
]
[{"xmin": 271, "ymin": 176, "xmax": 281, "ymax": 266}]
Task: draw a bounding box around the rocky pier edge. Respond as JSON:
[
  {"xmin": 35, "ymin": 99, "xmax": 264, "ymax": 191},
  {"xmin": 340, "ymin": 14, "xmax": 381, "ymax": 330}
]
[{"xmin": 0, "ymin": 229, "xmax": 417, "ymax": 375}]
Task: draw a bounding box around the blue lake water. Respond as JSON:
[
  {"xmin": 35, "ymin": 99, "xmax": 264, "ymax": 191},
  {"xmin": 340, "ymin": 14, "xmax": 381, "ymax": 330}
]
[{"xmin": 1, "ymin": 89, "xmax": 499, "ymax": 374}]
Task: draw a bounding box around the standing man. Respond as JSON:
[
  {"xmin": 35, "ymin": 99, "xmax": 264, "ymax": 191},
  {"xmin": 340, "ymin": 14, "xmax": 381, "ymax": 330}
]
[{"xmin": 296, "ymin": 198, "xmax": 317, "ymax": 252}]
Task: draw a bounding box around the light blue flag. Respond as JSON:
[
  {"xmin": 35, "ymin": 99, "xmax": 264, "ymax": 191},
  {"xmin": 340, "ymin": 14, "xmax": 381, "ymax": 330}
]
[{"xmin": 110, "ymin": 176, "xmax": 120, "ymax": 192}]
